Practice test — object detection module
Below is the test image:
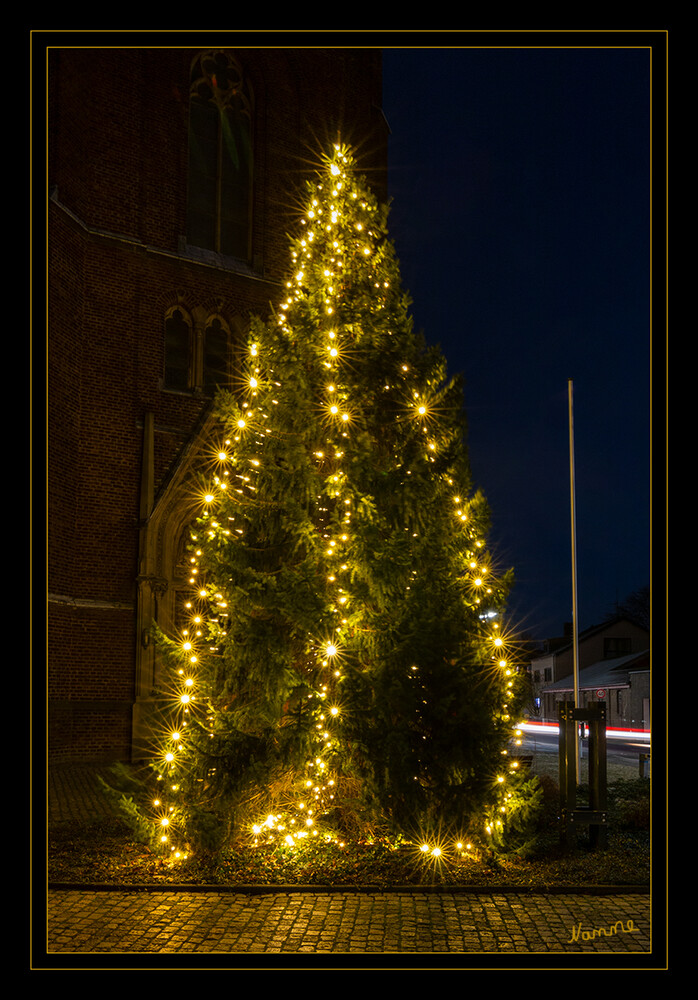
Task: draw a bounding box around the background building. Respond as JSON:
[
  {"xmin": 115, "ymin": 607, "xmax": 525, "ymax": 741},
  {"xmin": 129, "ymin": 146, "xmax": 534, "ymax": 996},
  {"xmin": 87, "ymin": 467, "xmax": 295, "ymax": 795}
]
[
  {"xmin": 539, "ymin": 649, "xmax": 650, "ymax": 730},
  {"xmin": 48, "ymin": 46, "xmax": 388, "ymax": 764},
  {"xmin": 528, "ymin": 616, "xmax": 650, "ymax": 726}
]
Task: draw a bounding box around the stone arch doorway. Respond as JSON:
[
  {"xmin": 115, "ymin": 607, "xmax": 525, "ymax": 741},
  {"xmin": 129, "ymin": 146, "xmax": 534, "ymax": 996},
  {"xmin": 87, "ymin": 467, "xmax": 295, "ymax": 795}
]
[{"xmin": 131, "ymin": 408, "xmax": 221, "ymax": 760}]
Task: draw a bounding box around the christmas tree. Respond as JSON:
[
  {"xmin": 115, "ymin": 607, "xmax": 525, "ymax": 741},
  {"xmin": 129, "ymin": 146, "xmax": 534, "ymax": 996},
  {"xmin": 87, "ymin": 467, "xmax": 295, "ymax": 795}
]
[{"xmin": 146, "ymin": 143, "xmax": 537, "ymax": 859}]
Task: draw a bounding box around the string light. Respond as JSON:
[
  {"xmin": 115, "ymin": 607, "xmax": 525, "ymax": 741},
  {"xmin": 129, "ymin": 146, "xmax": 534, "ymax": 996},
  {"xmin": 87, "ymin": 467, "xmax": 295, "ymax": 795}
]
[{"xmin": 146, "ymin": 140, "xmax": 526, "ymax": 865}]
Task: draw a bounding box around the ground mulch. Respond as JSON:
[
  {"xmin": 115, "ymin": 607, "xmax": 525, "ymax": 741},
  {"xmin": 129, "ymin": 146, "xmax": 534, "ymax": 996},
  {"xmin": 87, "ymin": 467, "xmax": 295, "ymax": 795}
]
[{"xmin": 47, "ymin": 772, "xmax": 650, "ymax": 890}]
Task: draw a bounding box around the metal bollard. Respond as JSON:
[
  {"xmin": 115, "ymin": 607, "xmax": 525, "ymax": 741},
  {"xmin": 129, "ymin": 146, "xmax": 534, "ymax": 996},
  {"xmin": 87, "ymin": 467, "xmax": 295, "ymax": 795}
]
[{"xmin": 639, "ymin": 752, "xmax": 650, "ymax": 778}]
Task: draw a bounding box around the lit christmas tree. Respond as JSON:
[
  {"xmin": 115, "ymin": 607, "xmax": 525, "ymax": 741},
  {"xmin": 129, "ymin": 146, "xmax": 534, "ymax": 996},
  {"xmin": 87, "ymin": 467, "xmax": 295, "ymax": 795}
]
[{"xmin": 146, "ymin": 143, "xmax": 538, "ymax": 860}]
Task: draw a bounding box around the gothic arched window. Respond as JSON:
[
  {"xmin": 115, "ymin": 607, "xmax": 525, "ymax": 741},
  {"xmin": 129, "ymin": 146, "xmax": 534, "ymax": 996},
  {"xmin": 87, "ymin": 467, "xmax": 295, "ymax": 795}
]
[
  {"xmin": 162, "ymin": 306, "xmax": 233, "ymax": 395},
  {"xmin": 164, "ymin": 307, "xmax": 193, "ymax": 390},
  {"xmin": 203, "ymin": 316, "xmax": 231, "ymax": 393},
  {"xmin": 186, "ymin": 51, "xmax": 253, "ymax": 261}
]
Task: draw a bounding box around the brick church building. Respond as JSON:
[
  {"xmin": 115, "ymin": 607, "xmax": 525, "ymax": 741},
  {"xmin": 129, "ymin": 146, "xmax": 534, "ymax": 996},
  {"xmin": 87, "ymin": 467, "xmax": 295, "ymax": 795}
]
[{"xmin": 47, "ymin": 46, "xmax": 389, "ymax": 764}]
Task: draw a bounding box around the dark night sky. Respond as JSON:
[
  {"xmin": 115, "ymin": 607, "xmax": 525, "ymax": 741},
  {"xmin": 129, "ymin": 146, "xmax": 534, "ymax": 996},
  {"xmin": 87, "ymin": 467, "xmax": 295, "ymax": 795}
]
[
  {"xmin": 36, "ymin": 31, "xmax": 658, "ymax": 643},
  {"xmin": 380, "ymin": 44, "xmax": 653, "ymax": 639}
]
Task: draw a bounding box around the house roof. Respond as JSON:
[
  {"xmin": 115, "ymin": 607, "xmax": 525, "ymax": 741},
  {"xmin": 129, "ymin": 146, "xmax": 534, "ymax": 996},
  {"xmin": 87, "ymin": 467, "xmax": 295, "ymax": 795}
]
[
  {"xmin": 541, "ymin": 649, "xmax": 650, "ymax": 694},
  {"xmin": 530, "ymin": 615, "xmax": 650, "ymax": 663}
]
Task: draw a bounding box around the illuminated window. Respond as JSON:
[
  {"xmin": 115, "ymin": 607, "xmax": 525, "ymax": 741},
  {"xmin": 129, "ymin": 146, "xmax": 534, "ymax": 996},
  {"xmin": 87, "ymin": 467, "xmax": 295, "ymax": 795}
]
[{"xmin": 186, "ymin": 51, "xmax": 253, "ymax": 260}]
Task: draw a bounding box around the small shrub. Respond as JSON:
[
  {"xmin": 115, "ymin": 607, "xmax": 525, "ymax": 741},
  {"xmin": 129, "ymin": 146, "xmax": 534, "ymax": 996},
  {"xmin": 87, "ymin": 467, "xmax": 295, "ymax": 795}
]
[
  {"xmin": 611, "ymin": 779, "xmax": 650, "ymax": 830},
  {"xmin": 533, "ymin": 773, "xmax": 560, "ymax": 829}
]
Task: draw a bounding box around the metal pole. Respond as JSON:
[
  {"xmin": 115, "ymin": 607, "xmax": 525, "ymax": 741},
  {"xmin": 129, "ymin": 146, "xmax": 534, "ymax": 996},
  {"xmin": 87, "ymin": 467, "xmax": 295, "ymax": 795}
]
[{"xmin": 568, "ymin": 379, "xmax": 581, "ymax": 781}]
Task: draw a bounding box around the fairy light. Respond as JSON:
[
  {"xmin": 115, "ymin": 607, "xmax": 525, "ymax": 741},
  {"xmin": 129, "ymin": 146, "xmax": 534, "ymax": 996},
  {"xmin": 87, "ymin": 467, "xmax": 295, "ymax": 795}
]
[{"xmin": 146, "ymin": 140, "xmax": 525, "ymax": 866}]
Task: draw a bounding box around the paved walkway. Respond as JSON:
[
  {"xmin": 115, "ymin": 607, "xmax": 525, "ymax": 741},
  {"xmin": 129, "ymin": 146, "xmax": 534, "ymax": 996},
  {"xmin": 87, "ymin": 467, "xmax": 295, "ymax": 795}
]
[
  {"xmin": 41, "ymin": 765, "xmax": 659, "ymax": 967},
  {"xmin": 45, "ymin": 885, "xmax": 652, "ymax": 960}
]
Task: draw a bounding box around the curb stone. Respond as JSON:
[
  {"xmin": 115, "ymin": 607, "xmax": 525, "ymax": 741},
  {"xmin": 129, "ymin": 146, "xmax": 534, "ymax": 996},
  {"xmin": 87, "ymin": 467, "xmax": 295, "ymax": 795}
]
[{"xmin": 48, "ymin": 881, "xmax": 650, "ymax": 894}]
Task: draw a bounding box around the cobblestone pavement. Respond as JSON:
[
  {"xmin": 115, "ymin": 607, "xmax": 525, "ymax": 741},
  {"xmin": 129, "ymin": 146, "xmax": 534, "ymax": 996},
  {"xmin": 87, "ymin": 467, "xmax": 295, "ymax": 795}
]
[
  {"xmin": 42, "ymin": 766, "xmax": 660, "ymax": 968},
  {"xmin": 44, "ymin": 887, "xmax": 652, "ymax": 961}
]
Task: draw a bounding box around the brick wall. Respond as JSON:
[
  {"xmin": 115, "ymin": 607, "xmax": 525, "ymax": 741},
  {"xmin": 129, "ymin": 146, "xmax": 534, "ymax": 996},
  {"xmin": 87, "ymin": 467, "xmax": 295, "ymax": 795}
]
[
  {"xmin": 48, "ymin": 46, "xmax": 388, "ymax": 763},
  {"xmin": 48, "ymin": 602, "xmax": 135, "ymax": 763}
]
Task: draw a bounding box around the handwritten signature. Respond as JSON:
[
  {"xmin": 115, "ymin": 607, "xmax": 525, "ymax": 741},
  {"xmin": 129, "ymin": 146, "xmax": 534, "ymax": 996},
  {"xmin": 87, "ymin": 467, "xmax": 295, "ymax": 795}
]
[{"xmin": 568, "ymin": 918, "xmax": 640, "ymax": 943}]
